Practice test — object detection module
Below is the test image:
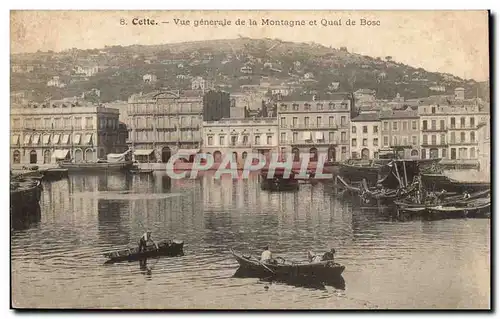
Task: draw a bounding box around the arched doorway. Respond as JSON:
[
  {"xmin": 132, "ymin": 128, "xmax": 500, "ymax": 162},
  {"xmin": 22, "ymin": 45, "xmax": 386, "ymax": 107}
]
[
  {"xmin": 13, "ymin": 150, "xmax": 20, "ymax": 164},
  {"xmin": 43, "ymin": 150, "xmax": 51, "ymax": 164},
  {"xmin": 29, "ymin": 150, "xmax": 37, "ymax": 164},
  {"xmin": 430, "ymin": 148, "xmax": 439, "ymax": 159},
  {"xmin": 309, "ymin": 147, "xmax": 318, "ymax": 162},
  {"xmin": 292, "ymin": 147, "xmax": 300, "ymax": 162},
  {"xmin": 213, "ymin": 151, "xmax": 222, "ymax": 163},
  {"xmin": 411, "ymin": 149, "xmax": 419, "ymax": 157},
  {"xmin": 74, "ymin": 149, "xmax": 83, "ymax": 163},
  {"xmin": 85, "ymin": 148, "xmax": 95, "ymax": 162},
  {"xmin": 361, "ymin": 148, "xmax": 370, "ymax": 160},
  {"xmin": 328, "ymin": 146, "xmax": 336, "ymax": 162},
  {"xmin": 161, "ymin": 146, "xmax": 171, "ymax": 163},
  {"xmin": 242, "ymin": 151, "xmax": 247, "ymax": 160}
]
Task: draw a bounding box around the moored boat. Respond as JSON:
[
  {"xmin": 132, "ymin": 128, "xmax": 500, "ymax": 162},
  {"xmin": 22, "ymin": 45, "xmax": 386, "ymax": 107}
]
[
  {"xmin": 103, "ymin": 239, "xmax": 184, "ymax": 263},
  {"xmin": 260, "ymin": 168, "xmax": 299, "ymax": 191},
  {"xmin": 426, "ymin": 199, "xmax": 491, "ymax": 220},
  {"xmin": 59, "ymin": 160, "xmax": 134, "ymax": 172}
]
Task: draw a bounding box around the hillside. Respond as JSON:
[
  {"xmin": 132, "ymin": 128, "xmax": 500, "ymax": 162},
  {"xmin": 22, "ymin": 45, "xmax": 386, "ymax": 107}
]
[{"xmin": 10, "ymin": 38, "xmax": 488, "ymax": 103}]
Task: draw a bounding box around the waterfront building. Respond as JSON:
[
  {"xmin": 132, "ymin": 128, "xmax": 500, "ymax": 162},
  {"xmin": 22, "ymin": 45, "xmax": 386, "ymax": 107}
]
[
  {"xmin": 276, "ymin": 93, "xmax": 353, "ymax": 162},
  {"xmin": 350, "ymin": 113, "xmax": 381, "ymax": 160},
  {"xmin": 201, "ymin": 117, "xmax": 279, "ymax": 165},
  {"xmin": 477, "ymin": 118, "xmax": 491, "ymax": 177},
  {"xmin": 379, "ymin": 109, "xmax": 420, "ymax": 159},
  {"xmin": 11, "ymin": 98, "xmax": 124, "ymax": 165}
]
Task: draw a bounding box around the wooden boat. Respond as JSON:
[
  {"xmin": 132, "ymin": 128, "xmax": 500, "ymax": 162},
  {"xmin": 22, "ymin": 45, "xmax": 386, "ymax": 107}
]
[
  {"xmin": 230, "ymin": 249, "xmax": 345, "ymax": 280},
  {"xmin": 394, "ymin": 189, "xmax": 491, "ymax": 209},
  {"xmin": 103, "ymin": 239, "xmax": 184, "ymax": 263},
  {"xmin": 129, "ymin": 168, "xmax": 154, "ymax": 174},
  {"xmin": 426, "ymin": 199, "xmax": 491, "ymax": 220},
  {"xmin": 421, "ymin": 173, "xmax": 491, "ymax": 193},
  {"xmin": 59, "ymin": 160, "xmax": 134, "ymax": 172}
]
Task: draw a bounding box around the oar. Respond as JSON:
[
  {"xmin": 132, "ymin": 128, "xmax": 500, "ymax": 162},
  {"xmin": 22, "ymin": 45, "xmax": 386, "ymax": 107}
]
[{"xmin": 251, "ymin": 256, "xmax": 275, "ymax": 274}]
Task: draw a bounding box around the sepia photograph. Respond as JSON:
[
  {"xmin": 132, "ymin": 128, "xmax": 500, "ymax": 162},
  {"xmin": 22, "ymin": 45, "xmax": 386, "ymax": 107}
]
[{"xmin": 9, "ymin": 10, "xmax": 491, "ymax": 310}]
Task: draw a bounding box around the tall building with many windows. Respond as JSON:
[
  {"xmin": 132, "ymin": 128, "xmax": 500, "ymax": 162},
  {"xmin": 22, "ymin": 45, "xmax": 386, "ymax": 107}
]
[
  {"xmin": 350, "ymin": 113, "xmax": 381, "ymax": 160},
  {"xmin": 276, "ymin": 93, "xmax": 353, "ymax": 162},
  {"xmin": 11, "ymin": 98, "xmax": 124, "ymax": 165}
]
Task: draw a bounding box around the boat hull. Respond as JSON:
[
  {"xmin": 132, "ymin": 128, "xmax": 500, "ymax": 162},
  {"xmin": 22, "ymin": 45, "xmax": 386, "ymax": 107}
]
[
  {"xmin": 59, "ymin": 161, "xmax": 134, "ymax": 172},
  {"xmin": 103, "ymin": 240, "xmax": 184, "ymax": 263}
]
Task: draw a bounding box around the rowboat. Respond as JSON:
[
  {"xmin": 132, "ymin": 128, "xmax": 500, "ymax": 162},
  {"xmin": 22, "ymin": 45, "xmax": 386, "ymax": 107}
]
[
  {"xmin": 426, "ymin": 198, "xmax": 491, "ymax": 220},
  {"xmin": 103, "ymin": 239, "xmax": 184, "ymax": 263},
  {"xmin": 230, "ymin": 249, "xmax": 345, "ymax": 280}
]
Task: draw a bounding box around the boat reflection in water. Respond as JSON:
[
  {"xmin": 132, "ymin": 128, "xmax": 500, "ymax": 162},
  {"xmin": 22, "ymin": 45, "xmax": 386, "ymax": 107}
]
[
  {"xmin": 233, "ymin": 267, "xmax": 346, "ymax": 291},
  {"xmin": 11, "ymin": 203, "xmax": 42, "ymax": 231}
]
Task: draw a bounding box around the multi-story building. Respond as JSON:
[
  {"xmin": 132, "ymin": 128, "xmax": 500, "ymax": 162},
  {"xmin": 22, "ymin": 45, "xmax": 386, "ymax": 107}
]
[
  {"xmin": 418, "ymin": 103, "xmax": 489, "ymax": 164},
  {"xmin": 350, "ymin": 113, "xmax": 381, "ymax": 160},
  {"xmin": 477, "ymin": 118, "xmax": 491, "ymax": 176},
  {"xmin": 127, "ymin": 90, "xmax": 203, "ymax": 162},
  {"xmin": 276, "ymin": 93, "xmax": 353, "ymax": 162},
  {"xmin": 379, "ymin": 109, "xmax": 420, "ymax": 159},
  {"xmin": 201, "ymin": 117, "xmax": 279, "ymax": 165},
  {"xmin": 11, "ymin": 99, "xmax": 124, "ymax": 165}
]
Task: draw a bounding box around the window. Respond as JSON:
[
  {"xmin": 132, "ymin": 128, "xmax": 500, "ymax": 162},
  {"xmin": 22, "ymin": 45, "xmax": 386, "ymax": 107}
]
[
  {"xmin": 470, "ymin": 117, "xmax": 475, "ymax": 128},
  {"xmin": 231, "ymin": 135, "xmax": 237, "ymax": 146},
  {"xmin": 363, "ymin": 126, "xmax": 368, "ymax": 133},
  {"xmin": 329, "ymin": 116, "xmax": 334, "ymax": 126},
  {"xmin": 422, "ymin": 120, "xmax": 428, "ymax": 130},
  {"xmin": 329, "ymin": 132, "xmax": 335, "ymax": 142},
  {"xmin": 317, "ymin": 116, "xmax": 322, "ymax": 127},
  {"xmin": 440, "ymin": 134, "xmax": 446, "ymax": 145},
  {"xmin": 440, "ymin": 120, "xmax": 445, "ymax": 130},
  {"xmin": 280, "ymin": 117, "xmax": 286, "ymax": 127},
  {"xmin": 470, "ymin": 147, "xmax": 475, "ymax": 159},
  {"xmin": 431, "ymin": 107, "xmax": 436, "ymax": 114},
  {"xmin": 280, "ymin": 132, "xmax": 286, "ymax": 143},
  {"xmin": 383, "ymin": 136, "xmax": 389, "ymax": 146},
  {"xmin": 351, "ymin": 152, "xmax": 358, "ymax": 159},
  {"xmin": 341, "ymin": 132, "xmax": 347, "ymax": 142},
  {"xmin": 292, "ymin": 117, "xmax": 298, "ymax": 127},
  {"xmin": 460, "ymin": 132, "xmax": 466, "ymax": 143},
  {"xmin": 393, "ymin": 136, "xmax": 398, "ymax": 146},
  {"xmin": 362, "ymin": 138, "xmax": 368, "ymax": 146},
  {"xmin": 219, "ymin": 135, "xmax": 225, "ymax": 145},
  {"xmin": 85, "ymin": 117, "xmax": 93, "ymax": 129},
  {"xmin": 255, "ymin": 135, "xmax": 260, "ymax": 145},
  {"xmin": 421, "ymin": 149, "xmax": 427, "ymax": 159},
  {"xmin": 450, "ymin": 117, "xmax": 456, "ymax": 129},
  {"xmin": 341, "ymin": 147, "xmax": 347, "ymax": 154},
  {"xmin": 341, "ymin": 116, "xmax": 347, "ymax": 126},
  {"xmin": 470, "ymin": 131, "xmax": 475, "ymax": 142},
  {"xmin": 373, "ymin": 125, "xmax": 378, "ymax": 133},
  {"xmin": 383, "ymin": 121, "xmax": 388, "ymax": 131},
  {"xmin": 403, "ymin": 121, "xmax": 408, "ymax": 131},
  {"xmin": 304, "ymin": 117, "xmax": 309, "ymax": 127},
  {"xmin": 208, "ymin": 136, "xmax": 213, "ymax": 145},
  {"xmin": 403, "ymin": 137, "xmax": 408, "ymax": 145},
  {"xmin": 451, "ymin": 148, "xmax": 456, "ymax": 159},
  {"xmin": 442, "ymin": 148, "xmax": 447, "ymax": 159},
  {"xmin": 431, "ymin": 135, "xmax": 437, "ymax": 145},
  {"xmin": 423, "ymin": 135, "xmax": 428, "ymax": 145},
  {"xmin": 75, "ymin": 117, "xmax": 82, "ymax": 129},
  {"xmin": 352, "ymin": 126, "xmax": 356, "ymax": 134},
  {"xmin": 412, "ymin": 120, "xmax": 417, "ymax": 130},
  {"xmin": 373, "ymin": 138, "xmax": 379, "ymax": 146},
  {"xmin": 431, "ymin": 120, "xmax": 436, "ymax": 130},
  {"xmin": 352, "ymin": 138, "xmax": 357, "ymax": 147},
  {"xmin": 293, "ymin": 132, "xmax": 298, "ymax": 143},
  {"xmin": 450, "ymin": 132, "xmax": 456, "ymax": 143},
  {"xmin": 242, "ymin": 135, "xmax": 248, "ymax": 144},
  {"xmin": 460, "ymin": 117, "xmax": 466, "ymax": 128},
  {"xmin": 392, "ymin": 122, "xmax": 398, "ymax": 131},
  {"xmin": 267, "ymin": 135, "xmax": 272, "ymax": 145},
  {"xmin": 412, "ymin": 136, "xmax": 417, "ymax": 145}
]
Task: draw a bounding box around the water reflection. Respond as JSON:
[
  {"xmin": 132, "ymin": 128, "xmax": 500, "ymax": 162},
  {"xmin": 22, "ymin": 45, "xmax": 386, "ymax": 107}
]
[{"xmin": 11, "ymin": 203, "xmax": 41, "ymax": 231}]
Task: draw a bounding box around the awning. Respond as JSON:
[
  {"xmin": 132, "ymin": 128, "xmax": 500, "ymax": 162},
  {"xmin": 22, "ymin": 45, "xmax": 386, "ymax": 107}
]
[
  {"xmin": 315, "ymin": 132, "xmax": 324, "ymax": 140},
  {"xmin": 74, "ymin": 134, "xmax": 82, "ymax": 145},
  {"xmin": 61, "ymin": 134, "xmax": 70, "ymax": 145},
  {"xmin": 83, "ymin": 134, "xmax": 93, "ymax": 145},
  {"xmin": 11, "ymin": 135, "xmax": 19, "ymax": 145},
  {"xmin": 302, "ymin": 132, "xmax": 312, "ymax": 140},
  {"xmin": 23, "ymin": 135, "xmax": 31, "ymax": 145},
  {"xmin": 32, "ymin": 134, "xmax": 41, "ymax": 145},
  {"xmin": 52, "ymin": 149, "xmax": 69, "ymax": 160},
  {"xmin": 53, "ymin": 134, "xmax": 61, "ymax": 144},
  {"xmin": 134, "ymin": 149, "xmax": 154, "ymax": 156},
  {"xmin": 42, "ymin": 134, "xmax": 50, "ymax": 145},
  {"xmin": 176, "ymin": 149, "xmax": 200, "ymax": 156}
]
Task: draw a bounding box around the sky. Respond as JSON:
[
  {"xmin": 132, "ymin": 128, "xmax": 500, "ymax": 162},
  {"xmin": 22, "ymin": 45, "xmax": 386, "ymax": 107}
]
[{"xmin": 10, "ymin": 10, "xmax": 489, "ymax": 81}]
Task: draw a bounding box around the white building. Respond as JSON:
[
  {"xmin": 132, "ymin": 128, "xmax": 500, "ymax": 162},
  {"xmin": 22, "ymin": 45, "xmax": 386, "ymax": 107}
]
[
  {"xmin": 143, "ymin": 74, "xmax": 158, "ymax": 83},
  {"xmin": 350, "ymin": 113, "xmax": 381, "ymax": 160},
  {"xmin": 47, "ymin": 76, "xmax": 66, "ymax": 88}
]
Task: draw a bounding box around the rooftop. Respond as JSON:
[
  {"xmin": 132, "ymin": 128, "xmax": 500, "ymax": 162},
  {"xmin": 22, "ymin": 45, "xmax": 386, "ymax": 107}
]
[
  {"xmin": 352, "ymin": 113, "xmax": 380, "ymax": 122},
  {"xmin": 379, "ymin": 109, "xmax": 419, "ymax": 119}
]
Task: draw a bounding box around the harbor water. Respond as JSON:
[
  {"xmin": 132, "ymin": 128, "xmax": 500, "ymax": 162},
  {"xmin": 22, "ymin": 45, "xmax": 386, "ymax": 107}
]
[{"xmin": 11, "ymin": 172, "xmax": 490, "ymax": 309}]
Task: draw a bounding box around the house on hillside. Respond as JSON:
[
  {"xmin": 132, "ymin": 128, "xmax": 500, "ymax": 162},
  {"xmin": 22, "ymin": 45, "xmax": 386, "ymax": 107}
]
[
  {"xmin": 47, "ymin": 76, "xmax": 66, "ymax": 88},
  {"xmin": 74, "ymin": 63, "xmax": 100, "ymax": 77},
  {"xmin": 143, "ymin": 74, "xmax": 158, "ymax": 83},
  {"xmin": 240, "ymin": 66, "xmax": 253, "ymax": 74}
]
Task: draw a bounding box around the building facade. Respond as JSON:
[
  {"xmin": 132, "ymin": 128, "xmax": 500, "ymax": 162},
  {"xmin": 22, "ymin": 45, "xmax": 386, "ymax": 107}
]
[
  {"xmin": 11, "ymin": 99, "xmax": 124, "ymax": 165},
  {"xmin": 276, "ymin": 94, "xmax": 353, "ymax": 162},
  {"xmin": 379, "ymin": 109, "xmax": 421, "ymax": 159},
  {"xmin": 201, "ymin": 118, "xmax": 279, "ymax": 165},
  {"xmin": 477, "ymin": 119, "xmax": 491, "ymax": 176},
  {"xmin": 350, "ymin": 113, "xmax": 381, "ymax": 160},
  {"xmin": 126, "ymin": 90, "xmax": 204, "ymax": 162}
]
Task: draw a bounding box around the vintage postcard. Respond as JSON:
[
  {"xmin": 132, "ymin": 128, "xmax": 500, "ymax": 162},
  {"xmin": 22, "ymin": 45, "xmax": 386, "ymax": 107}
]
[{"xmin": 10, "ymin": 10, "xmax": 490, "ymax": 310}]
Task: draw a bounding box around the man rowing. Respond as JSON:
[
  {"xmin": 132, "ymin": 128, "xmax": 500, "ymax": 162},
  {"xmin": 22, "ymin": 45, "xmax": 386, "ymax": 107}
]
[{"xmin": 138, "ymin": 230, "xmax": 158, "ymax": 253}]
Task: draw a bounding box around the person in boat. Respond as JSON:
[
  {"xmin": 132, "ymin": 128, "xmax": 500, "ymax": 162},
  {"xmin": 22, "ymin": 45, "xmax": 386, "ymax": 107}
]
[
  {"xmin": 463, "ymin": 191, "xmax": 471, "ymax": 200},
  {"xmin": 138, "ymin": 230, "xmax": 158, "ymax": 253},
  {"xmin": 260, "ymin": 245, "xmax": 274, "ymax": 264},
  {"xmin": 322, "ymin": 248, "xmax": 336, "ymax": 262}
]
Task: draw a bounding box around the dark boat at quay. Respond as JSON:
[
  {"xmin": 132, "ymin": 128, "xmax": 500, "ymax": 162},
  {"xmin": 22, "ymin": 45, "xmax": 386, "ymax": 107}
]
[
  {"xmin": 259, "ymin": 169, "xmax": 300, "ymax": 191},
  {"xmin": 103, "ymin": 240, "xmax": 184, "ymax": 263},
  {"xmin": 230, "ymin": 249, "xmax": 345, "ymax": 281}
]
